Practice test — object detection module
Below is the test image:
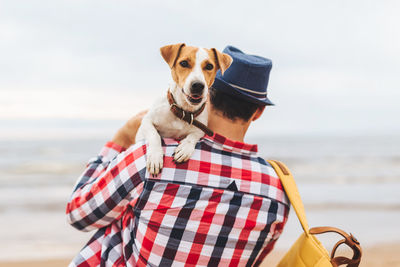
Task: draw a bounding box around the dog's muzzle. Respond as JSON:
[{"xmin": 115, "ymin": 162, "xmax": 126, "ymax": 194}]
[
  {"xmin": 182, "ymin": 87, "xmax": 204, "ymax": 105},
  {"xmin": 190, "ymin": 82, "xmax": 205, "ymax": 95}
]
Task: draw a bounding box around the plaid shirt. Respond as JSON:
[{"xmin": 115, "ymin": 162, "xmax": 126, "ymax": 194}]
[{"xmin": 66, "ymin": 134, "xmax": 289, "ymax": 267}]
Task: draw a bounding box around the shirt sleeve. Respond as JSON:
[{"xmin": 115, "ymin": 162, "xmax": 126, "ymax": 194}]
[{"xmin": 66, "ymin": 141, "xmax": 147, "ymax": 232}]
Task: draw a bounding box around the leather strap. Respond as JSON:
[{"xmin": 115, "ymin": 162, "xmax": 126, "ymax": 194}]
[
  {"xmin": 331, "ymin": 257, "xmax": 360, "ymax": 267},
  {"xmin": 268, "ymin": 160, "xmax": 362, "ymax": 267},
  {"xmin": 167, "ymin": 91, "xmax": 214, "ymax": 136},
  {"xmin": 310, "ymin": 227, "xmax": 362, "ymax": 267}
]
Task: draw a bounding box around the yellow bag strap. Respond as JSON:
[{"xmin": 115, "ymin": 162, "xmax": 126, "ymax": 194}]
[{"xmin": 267, "ymin": 160, "xmax": 310, "ymax": 237}]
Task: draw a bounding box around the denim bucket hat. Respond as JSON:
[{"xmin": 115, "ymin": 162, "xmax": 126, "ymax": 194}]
[{"xmin": 212, "ymin": 46, "xmax": 274, "ymax": 106}]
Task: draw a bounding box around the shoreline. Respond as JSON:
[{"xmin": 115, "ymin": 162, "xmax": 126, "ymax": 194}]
[{"xmin": 1, "ymin": 242, "xmax": 399, "ymax": 267}]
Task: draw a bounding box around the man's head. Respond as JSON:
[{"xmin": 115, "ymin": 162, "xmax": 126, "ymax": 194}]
[
  {"xmin": 209, "ymin": 86, "xmax": 265, "ymax": 124},
  {"xmin": 208, "ymin": 46, "xmax": 273, "ymax": 128}
]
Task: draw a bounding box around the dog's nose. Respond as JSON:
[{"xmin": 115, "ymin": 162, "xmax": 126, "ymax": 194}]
[{"xmin": 191, "ymin": 82, "xmax": 205, "ymax": 95}]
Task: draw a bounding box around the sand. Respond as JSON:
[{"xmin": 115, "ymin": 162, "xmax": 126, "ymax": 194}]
[
  {"xmin": 0, "ymin": 243, "xmax": 398, "ymax": 267},
  {"xmin": 0, "ymin": 259, "xmax": 71, "ymax": 267}
]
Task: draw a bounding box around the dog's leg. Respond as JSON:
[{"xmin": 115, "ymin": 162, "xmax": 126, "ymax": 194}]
[
  {"xmin": 174, "ymin": 129, "xmax": 204, "ymax": 163},
  {"xmin": 136, "ymin": 117, "xmax": 164, "ymax": 176}
]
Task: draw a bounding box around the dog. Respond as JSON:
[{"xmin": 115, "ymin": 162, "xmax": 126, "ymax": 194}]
[{"xmin": 135, "ymin": 43, "xmax": 232, "ymax": 175}]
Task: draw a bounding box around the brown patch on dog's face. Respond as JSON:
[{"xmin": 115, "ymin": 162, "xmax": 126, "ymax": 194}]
[
  {"xmin": 200, "ymin": 52, "xmax": 218, "ymax": 88},
  {"xmin": 169, "ymin": 46, "xmax": 199, "ymax": 89},
  {"xmin": 204, "ymin": 48, "xmax": 233, "ymax": 88},
  {"xmin": 209, "ymin": 48, "xmax": 233, "ymax": 76}
]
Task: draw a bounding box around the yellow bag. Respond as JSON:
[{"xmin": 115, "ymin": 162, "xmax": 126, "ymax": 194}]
[{"xmin": 267, "ymin": 160, "xmax": 362, "ymax": 267}]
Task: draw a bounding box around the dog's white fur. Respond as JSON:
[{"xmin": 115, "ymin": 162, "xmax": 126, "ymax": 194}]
[{"xmin": 135, "ymin": 48, "xmax": 210, "ymax": 175}]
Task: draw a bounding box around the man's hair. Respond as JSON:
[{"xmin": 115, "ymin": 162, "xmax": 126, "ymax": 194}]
[{"xmin": 209, "ymin": 87, "xmax": 263, "ymax": 121}]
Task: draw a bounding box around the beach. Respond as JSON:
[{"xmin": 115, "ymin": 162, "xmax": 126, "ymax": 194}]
[
  {"xmin": 0, "ymin": 135, "xmax": 399, "ymax": 266},
  {"xmin": 2, "ymin": 0, "xmax": 399, "ymax": 265}
]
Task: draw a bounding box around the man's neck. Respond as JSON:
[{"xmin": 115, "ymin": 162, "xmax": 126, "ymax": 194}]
[{"xmin": 207, "ymin": 109, "xmax": 250, "ymax": 143}]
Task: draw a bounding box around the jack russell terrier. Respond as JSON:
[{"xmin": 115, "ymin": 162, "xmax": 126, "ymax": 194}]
[{"xmin": 135, "ymin": 43, "xmax": 232, "ymax": 175}]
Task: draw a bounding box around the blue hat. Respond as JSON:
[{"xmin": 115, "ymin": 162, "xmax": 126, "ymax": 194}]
[{"xmin": 212, "ymin": 46, "xmax": 274, "ymax": 106}]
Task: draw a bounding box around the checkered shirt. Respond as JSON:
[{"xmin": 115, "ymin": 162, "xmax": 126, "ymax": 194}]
[{"xmin": 66, "ymin": 133, "xmax": 290, "ymax": 267}]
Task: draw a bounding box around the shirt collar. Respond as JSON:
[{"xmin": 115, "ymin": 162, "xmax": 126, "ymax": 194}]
[{"xmin": 202, "ymin": 133, "xmax": 258, "ymax": 154}]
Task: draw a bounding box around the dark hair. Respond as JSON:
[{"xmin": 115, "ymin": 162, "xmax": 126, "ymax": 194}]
[{"xmin": 209, "ymin": 87, "xmax": 262, "ymax": 121}]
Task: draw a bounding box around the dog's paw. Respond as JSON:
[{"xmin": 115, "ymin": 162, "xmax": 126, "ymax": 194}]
[
  {"xmin": 147, "ymin": 149, "xmax": 164, "ymax": 176},
  {"xmin": 174, "ymin": 141, "xmax": 195, "ymax": 163}
]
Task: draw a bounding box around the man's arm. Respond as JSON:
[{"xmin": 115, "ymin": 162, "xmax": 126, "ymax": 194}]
[
  {"xmin": 111, "ymin": 110, "xmax": 147, "ymax": 148},
  {"xmin": 66, "ymin": 111, "xmax": 147, "ymax": 231}
]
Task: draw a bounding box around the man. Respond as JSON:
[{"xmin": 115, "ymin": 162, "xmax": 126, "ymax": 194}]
[{"xmin": 66, "ymin": 46, "xmax": 289, "ymax": 267}]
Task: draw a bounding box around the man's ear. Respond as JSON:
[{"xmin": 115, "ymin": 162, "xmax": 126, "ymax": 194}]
[
  {"xmin": 252, "ymin": 106, "xmax": 266, "ymax": 121},
  {"xmin": 211, "ymin": 48, "xmax": 233, "ymax": 75},
  {"xmin": 160, "ymin": 43, "xmax": 186, "ymax": 68}
]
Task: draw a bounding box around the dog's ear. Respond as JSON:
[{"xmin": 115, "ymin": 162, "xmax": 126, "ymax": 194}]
[
  {"xmin": 211, "ymin": 48, "xmax": 232, "ymax": 75},
  {"xmin": 160, "ymin": 43, "xmax": 186, "ymax": 68}
]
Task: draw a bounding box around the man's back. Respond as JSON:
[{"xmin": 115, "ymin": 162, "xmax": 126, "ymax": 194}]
[{"xmin": 67, "ymin": 134, "xmax": 289, "ymax": 267}]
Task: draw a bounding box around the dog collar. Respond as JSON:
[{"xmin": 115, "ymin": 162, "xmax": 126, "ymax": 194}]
[{"xmin": 167, "ymin": 90, "xmax": 214, "ymax": 136}]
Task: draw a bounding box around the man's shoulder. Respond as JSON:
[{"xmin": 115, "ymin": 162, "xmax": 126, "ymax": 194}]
[{"xmin": 120, "ymin": 140, "xmax": 148, "ymax": 161}]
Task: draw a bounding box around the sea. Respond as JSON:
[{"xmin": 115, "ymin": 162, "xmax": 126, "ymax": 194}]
[{"xmin": 0, "ymin": 123, "xmax": 399, "ymax": 261}]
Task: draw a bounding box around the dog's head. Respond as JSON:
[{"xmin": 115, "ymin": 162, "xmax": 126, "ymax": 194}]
[{"xmin": 160, "ymin": 43, "xmax": 232, "ymax": 110}]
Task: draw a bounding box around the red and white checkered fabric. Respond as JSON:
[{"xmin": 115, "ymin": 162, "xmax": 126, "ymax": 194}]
[{"xmin": 66, "ymin": 134, "xmax": 289, "ymax": 267}]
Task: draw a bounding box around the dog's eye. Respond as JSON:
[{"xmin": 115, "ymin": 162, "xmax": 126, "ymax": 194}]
[
  {"xmin": 179, "ymin": 60, "xmax": 189, "ymax": 68},
  {"xmin": 205, "ymin": 63, "xmax": 214, "ymax": 70}
]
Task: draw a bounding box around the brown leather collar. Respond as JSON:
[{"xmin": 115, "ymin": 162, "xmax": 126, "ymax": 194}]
[
  {"xmin": 167, "ymin": 90, "xmax": 206, "ymax": 119},
  {"xmin": 167, "ymin": 90, "xmax": 214, "ymax": 136}
]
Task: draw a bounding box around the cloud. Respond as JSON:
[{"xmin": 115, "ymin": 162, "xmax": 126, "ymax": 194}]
[{"xmin": 0, "ymin": 0, "xmax": 399, "ymax": 135}]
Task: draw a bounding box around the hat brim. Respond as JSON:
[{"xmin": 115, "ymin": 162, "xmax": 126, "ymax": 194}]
[{"xmin": 212, "ymin": 77, "xmax": 274, "ymax": 106}]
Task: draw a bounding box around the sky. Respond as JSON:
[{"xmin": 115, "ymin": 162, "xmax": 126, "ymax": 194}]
[{"xmin": 0, "ymin": 0, "xmax": 399, "ymax": 138}]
